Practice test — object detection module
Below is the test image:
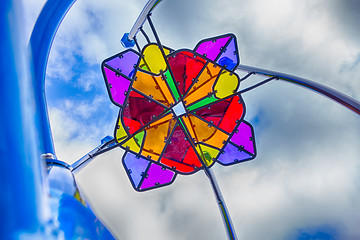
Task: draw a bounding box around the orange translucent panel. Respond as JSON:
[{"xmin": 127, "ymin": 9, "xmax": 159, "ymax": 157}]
[
  {"xmin": 139, "ymin": 44, "xmax": 171, "ymax": 74},
  {"xmin": 141, "ymin": 115, "xmax": 176, "ymax": 161},
  {"xmin": 214, "ymin": 70, "xmax": 239, "ymax": 99},
  {"xmin": 184, "ymin": 114, "xmax": 228, "ymax": 149},
  {"xmin": 133, "ymin": 71, "xmax": 174, "ymax": 107},
  {"xmin": 184, "ymin": 63, "xmax": 221, "ymax": 105}
]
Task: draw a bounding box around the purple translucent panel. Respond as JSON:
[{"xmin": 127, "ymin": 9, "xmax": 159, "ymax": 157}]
[
  {"xmin": 123, "ymin": 152, "xmax": 150, "ymax": 188},
  {"xmin": 105, "ymin": 50, "xmax": 139, "ymax": 78},
  {"xmin": 231, "ymin": 121, "xmax": 255, "ymax": 154},
  {"xmin": 217, "ymin": 143, "xmax": 252, "ymax": 165},
  {"xmin": 104, "ymin": 67, "xmax": 130, "ymax": 106},
  {"xmin": 140, "ymin": 163, "xmax": 175, "ymax": 190},
  {"xmin": 195, "ymin": 36, "xmax": 231, "ymax": 61},
  {"xmin": 216, "ymin": 37, "xmax": 239, "ymax": 71}
]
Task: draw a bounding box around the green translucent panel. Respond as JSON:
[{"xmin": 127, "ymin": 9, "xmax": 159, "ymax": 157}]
[
  {"xmin": 139, "ymin": 44, "xmax": 171, "ymax": 74},
  {"xmin": 164, "ymin": 70, "xmax": 180, "ymax": 101},
  {"xmin": 133, "ymin": 71, "xmax": 174, "ymax": 107},
  {"xmin": 214, "ymin": 70, "xmax": 239, "ymax": 99},
  {"xmin": 187, "ymin": 95, "xmax": 218, "ymax": 111}
]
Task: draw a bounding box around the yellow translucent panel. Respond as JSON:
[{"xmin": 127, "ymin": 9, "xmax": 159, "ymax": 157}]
[
  {"xmin": 142, "ymin": 115, "xmax": 176, "ymax": 161},
  {"xmin": 139, "ymin": 44, "xmax": 171, "ymax": 75},
  {"xmin": 214, "ymin": 70, "xmax": 239, "ymax": 99},
  {"xmin": 116, "ymin": 118, "xmax": 128, "ymax": 142},
  {"xmin": 122, "ymin": 131, "xmax": 145, "ymax": 153},
  {"xmin": 133, "ymin": 71, "xmax": 174, "ymax": 107},
  {"xmin": 184, "ymin": 63, "xmax": 221, "ymax": 105},
  {"xmin": 195, "ymin": 144, "xmax": 219, "ymax": 167},
  {"xmin": 187, "ymin": 115, "xmax": 228, "ymax": 148}
]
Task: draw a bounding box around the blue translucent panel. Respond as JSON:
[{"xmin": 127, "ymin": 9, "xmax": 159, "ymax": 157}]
[
  {"xmin": 217, "ymin": 142, "xmax": 253, "ymax": 165},
  {"xmin": 216, "ymin": 37, "xmax": 239, "ymax": 71},
  {"xmin": 105, "ymin": 50, "xmax": 139, "ymax": 78},
  {"xmin": 123, "ymin": 152, "xmax": 150, "ymax": 188}
]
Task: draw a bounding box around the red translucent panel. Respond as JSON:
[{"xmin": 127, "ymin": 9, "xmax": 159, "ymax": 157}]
[
  {"xmin": 218, "ymin": 95, "xmax": 244, "ymax": 133},
  {"xmin": 195, "ymin": 97, "xmax": 232, "ymax": 127},
  {"xmin": 123, "ymin": 117, "xmax": 141, "ymax": 134},
  {"xmin": 123, "ymin": 90, "xmax": 165, "ymax": 128},
  {"xmin": 161, "ymin": 124, "xmax": 202, "ymax": 173},
  {"xmin": 182, "ymin": 146, "xmax": 202, "ymax": 168},
  {"xmin": 167, "ymin": 51, "xmax": 206, "ymax": 96},
  {"xmin": 195, "ymin": 95, "xmax": 243, "ymax": 133}
]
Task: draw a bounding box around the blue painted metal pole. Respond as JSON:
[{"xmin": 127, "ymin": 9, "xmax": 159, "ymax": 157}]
[
  {"xmin": 0, "ymin": 1, "xmax": 48, "ymax": 238},
  {"xmin": 29, "ymin": 0, "xmax": 77, "ymax": 155}
]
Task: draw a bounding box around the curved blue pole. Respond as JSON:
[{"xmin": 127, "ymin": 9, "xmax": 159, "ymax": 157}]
[
  {"xmin": 29, "ymin": 0, "xmax": 77, "ymax": 155},
  {"xmin": 1, "ymin": 1, "xmax": 47, "ymax": 238}
]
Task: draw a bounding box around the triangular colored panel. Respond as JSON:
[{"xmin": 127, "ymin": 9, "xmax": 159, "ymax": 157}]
[
  {"xmin": 132, "ymin": 70, "xmax": 175, "ymax": 107},
  {"xmin": 139, "ymin": 162, "xmax": 176, "ymax": 191},
  {"xmin": 184, "ymin": 63, "xmax": 221, "ymax": 105},
  {"xmin": 167, "ymin": 50, "xmax": 206, "ymax": 96},
  {"xmin": 161, "ymin": 124, "xmax": 202, "ymax": 173},
  {"xmin": 216, "ymin": 37, "xmax": 239, "ymax": 71},
  {"xmin": 123, "ymin": 90, "xmax": 166, "ymax": 130},
  {"xmin": 230, "ymin": 121, "xmax": 256, "ymax": 155},
  {"xmin": 123, "ymin": 152, "xmax": 150, "ymax": 189},
  {"xmin": 194, "ymin": 35, "xmax": 231, "ymax": 61},
  {"xmin": 141, "ymin": 114, "xmax": 176, "ymax": 161},
  {"xmin": 217, "ymin": 142, "xmax": 254, "ymax": 166},
  {"xmin": 103, "ymin": 66, "xmax": 131, "ymax": 107},
  {"xmin": 104, "ymin": 49, "xmax": 140, "ymax": 78}
]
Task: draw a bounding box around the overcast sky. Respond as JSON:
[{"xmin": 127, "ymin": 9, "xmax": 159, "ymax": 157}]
[{"xmin": 24, "ymin": 0, "xmax": 360, "ymax": 239}]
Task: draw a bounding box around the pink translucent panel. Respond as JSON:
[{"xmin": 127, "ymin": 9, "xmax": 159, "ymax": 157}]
[
  {"xmin": 231, "ymin": 121, "xmax": 255, "ymax": 154},
  {"xmin": 140, "ymin": 163, "xmax": 175, "ymax": 190},
  {"xmin": 105, "ymin": 50, "xmax": 139, "ymax": 78},
  {"xmin": 217, "ymin": 143, "xmax": 253, "ymax": 165},
  {"xmin": 216, "ymin": 37, "xmax": 239, "ymax": 71},
  {"xmin": 194, "ymin": 35, "xmax": 231, "ymax": 61},
  {"xmin": 104, "ymin": 67, "xmax": 131, "ymax": 106},
  {"xmin": 123, "ymin": 152, "xmax": 150, "ymax": 188}
]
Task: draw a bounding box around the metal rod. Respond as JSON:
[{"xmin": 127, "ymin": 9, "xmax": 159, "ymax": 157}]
[
  {"xmin": 71, "ymin": 138, "xmax": 116, "ymax": 173},
  {"xmin": 205, "ymin": 168, "xmax": 238, "ymax": 240},
  {"xmin": 237, "ymin": 64, "xmax": 360, "ymax": 115},
  {"xmin": 128, "ymin": 0, "xmax": 163, "ymax": 41}
]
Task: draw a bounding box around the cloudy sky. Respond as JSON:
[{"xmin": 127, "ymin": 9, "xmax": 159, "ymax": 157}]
[{"xmin": 23, "ymin": 0, "xmax": 360, "ymax": 239}]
